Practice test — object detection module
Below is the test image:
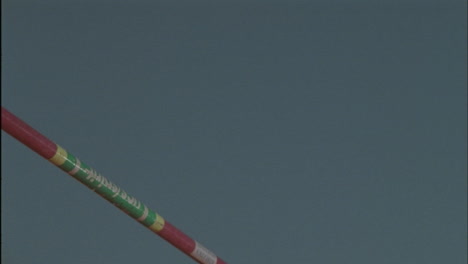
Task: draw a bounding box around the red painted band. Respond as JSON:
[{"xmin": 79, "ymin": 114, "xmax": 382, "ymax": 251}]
[
  {"xmin": 158, "ymin": 221, "xmax": 196, "ymax": 256},
  {"xmin": 1, "ymin": 107, "xmax": 57, "ymax": 159},
  {"xmin": 158, "ymin": 221, "xmax": 227, "ymax": 264}
]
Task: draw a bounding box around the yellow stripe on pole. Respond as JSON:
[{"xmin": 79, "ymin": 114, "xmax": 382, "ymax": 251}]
[
  {"xmin": 49, "ymin": 145, "xmax": 67, "ymax": 166},
  {"xmin": 150, "ymin": 214, "xmax": 166, "ymax": 232}
]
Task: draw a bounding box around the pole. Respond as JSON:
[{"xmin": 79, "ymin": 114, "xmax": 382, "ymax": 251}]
[{"xmin": 1, "ymin": 107, "xmax": 227, "ymax": 264}]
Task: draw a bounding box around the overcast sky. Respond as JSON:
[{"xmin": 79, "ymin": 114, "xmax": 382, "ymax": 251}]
[{"xmin": 2, "ymin": 1, "xmax": 466, "ymax": 263}]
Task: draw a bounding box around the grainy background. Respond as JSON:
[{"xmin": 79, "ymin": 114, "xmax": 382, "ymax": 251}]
[{"xmin": 2, "ymin": 0, "xmax": 466, "ymax": 263}]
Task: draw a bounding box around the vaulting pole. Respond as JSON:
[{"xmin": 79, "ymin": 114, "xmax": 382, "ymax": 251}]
[{"xmin": 1, "ymin": 107, "xmax": 226, "ymax": 264}]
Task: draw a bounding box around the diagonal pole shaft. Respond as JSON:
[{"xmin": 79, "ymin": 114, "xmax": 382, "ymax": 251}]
[{"xmin": 1, "ymin": 107, "xmax": 227, "ymax": 264}]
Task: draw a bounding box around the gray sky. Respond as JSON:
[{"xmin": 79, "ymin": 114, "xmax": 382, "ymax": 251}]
[{"xmin": 2, "ymin": 1, "xmax": 466, "ymax": 263}]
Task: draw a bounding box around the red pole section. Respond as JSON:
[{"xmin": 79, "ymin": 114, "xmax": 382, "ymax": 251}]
[
  {"xmin": 1, "ymin": 107, "xmax": 227, "ymax": 264},
  {"xmin": 1, "ymin": 107, "xmax": 57, "ymax": 159}
]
